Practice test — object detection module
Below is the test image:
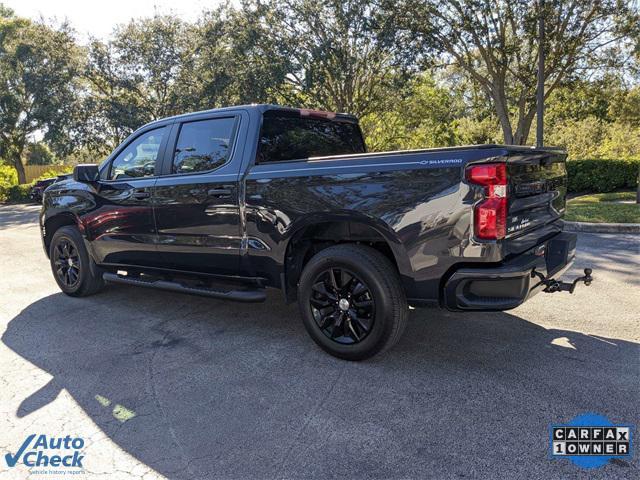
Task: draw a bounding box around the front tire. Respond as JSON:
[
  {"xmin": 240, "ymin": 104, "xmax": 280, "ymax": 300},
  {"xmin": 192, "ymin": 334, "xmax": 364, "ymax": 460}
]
[
  {"xmin": 298, "ymin": 244, "xmax": 408, "ymax": 360},
  {"xmin": 50, "ymin": 225, "xmax": 104, "ymax": 297}
]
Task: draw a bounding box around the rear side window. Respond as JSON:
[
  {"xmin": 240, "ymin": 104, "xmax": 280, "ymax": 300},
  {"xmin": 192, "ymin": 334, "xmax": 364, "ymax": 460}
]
[
  {"xmin": 172, "ymin": 117, "xmax": 237, "ymax": 174},
  {"xmin": 258, "ymin": 112, "xmax": 366, "ymax": 163}
]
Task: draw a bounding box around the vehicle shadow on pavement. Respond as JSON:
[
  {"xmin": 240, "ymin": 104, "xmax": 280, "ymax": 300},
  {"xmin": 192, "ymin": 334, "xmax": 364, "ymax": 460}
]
[
  {"xmin": 0, "ymin": 204, "xmax": 40, "ymax": 230},
  {"xmin": 3, "ymin": 287, "xmax": 638, "ymax": 479}
]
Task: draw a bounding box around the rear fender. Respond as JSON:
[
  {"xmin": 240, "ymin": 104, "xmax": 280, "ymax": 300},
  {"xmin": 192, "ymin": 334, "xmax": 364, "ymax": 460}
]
[
  {"xmin": 277, "ymin": 213, "xmax": 413, "ymax": 303},
  {"xmin": 285, "ymin": 212, "xmax": 411, "ymax": 275}
]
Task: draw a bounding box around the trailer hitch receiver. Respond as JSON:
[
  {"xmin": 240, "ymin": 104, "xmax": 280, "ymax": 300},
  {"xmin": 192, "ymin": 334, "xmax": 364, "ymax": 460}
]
[{"xmin": 534, "ymin": 268, "xmax": 593, "ymax": 294}]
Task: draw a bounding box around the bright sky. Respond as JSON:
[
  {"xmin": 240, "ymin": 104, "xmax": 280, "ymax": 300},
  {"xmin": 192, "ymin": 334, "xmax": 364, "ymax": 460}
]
[{"xmin": 4, "ymin": 0, "xmax": 226, "ymax": 40}]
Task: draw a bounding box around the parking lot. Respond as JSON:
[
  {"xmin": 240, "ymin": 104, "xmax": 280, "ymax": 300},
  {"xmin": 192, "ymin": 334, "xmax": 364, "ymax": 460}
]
[{"xmin": 0, "ymin": 204, "xmax": 638, "ymax": 479}]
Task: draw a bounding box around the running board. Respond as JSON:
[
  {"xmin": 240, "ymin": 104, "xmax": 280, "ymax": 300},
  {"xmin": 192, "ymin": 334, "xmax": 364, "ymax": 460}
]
[{"xmin": 103, "ymin": 272, "xmax": 266, "ymax": 302}]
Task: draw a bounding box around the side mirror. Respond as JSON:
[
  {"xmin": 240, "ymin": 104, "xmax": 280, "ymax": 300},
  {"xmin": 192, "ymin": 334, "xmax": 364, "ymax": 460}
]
[{"xmin": 73, "ymin": 164, "xmax": 100, "ymax": 183}]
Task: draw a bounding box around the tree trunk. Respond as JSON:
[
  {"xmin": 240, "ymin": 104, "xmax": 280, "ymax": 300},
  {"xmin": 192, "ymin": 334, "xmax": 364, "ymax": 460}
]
[
  {"xmin": 12, "ymin": 155, "xmax": 27, "ymax": 184},
  {"xmin": 513, "ymin": 109, "xmax": 537, "ymax": 146},
  {"xmin": 498, "ymin": 115, "xmax": 514, "ymax": 145},
  {"xmin": 493, "ymin": 92, "xmax": 514, "ymax": 145}
]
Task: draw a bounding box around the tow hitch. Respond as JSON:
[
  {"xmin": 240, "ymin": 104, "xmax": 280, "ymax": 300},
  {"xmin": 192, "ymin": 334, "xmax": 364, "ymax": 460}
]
[{"xmin": 534, "ymin": 268, "xmax": 593, "ymax": 294}]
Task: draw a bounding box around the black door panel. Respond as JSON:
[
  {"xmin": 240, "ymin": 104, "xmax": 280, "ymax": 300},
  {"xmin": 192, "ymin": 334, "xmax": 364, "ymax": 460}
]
[
  {"xmin": 87, "ymin": 178, "xmax": 160, "ymax": 266},
  {"xmin": 153, "ymin": 114, "xmax": 244, "ymax": 275},
  {"xmin": 88, "ymin": 125, "xmax": 171, "ymax": 267},
  {"xmin": 154, "ymin": 176, "xmax": 242, "ymax": 275}
]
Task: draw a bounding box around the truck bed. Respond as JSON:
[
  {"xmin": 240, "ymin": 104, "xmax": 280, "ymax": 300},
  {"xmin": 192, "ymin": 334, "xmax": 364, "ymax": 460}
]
[{"xmin": 245, "ymin": 143, "xmax": 568, "ymax": 303}]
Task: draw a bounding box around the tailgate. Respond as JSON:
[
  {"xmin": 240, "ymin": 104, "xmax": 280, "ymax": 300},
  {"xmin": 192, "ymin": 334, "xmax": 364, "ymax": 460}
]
[{"xmin": 506, "ymin": 150, "xmax": 567, "ymax": 237}]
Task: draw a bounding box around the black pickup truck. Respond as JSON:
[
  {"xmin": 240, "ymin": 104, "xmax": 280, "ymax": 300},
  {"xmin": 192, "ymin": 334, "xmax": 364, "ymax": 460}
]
[{"xmin": 40, "ymin": 104, "xmax": 591, "ymax": 359}]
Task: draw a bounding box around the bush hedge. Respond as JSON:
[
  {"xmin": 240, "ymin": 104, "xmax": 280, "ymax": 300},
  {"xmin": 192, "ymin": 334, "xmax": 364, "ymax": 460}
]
[
  {"xmin": 0, "ymin": 165, "xmax": 19, "ymax": 203},
  {"xmin": 1, "ymin": 164, "xmax": 35, "ymax": 203},
  {"xmin": 0, "ymin": 164, "xmax": 73, "ymax": 203},
  {"xmin": 6, "ymin": 183, "xmax": 34, "ymax": 202},
  {"xmin": 566, "ymin": 158, "xmax": 640, "ymax": 193}
]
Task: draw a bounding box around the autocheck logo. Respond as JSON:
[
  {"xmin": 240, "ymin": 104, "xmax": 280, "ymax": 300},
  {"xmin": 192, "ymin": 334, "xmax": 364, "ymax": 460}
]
[{"xmin": 5, "ymin": 434, "xmax": 85, "ymax": 471}]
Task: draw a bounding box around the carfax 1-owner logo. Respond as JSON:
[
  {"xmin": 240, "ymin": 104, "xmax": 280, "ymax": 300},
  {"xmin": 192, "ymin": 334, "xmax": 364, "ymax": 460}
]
[
  {"xmin": 4, "ymin": 434, "xmax": 86, "ymax": 474},
  {"xmin": 550, "ymin": 413, "xmax": 634, "ymax": 469}
]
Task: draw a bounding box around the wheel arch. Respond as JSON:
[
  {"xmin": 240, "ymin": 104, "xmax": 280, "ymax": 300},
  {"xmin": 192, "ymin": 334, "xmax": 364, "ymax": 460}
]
[
  {"xmin": 282, "ymin": 214, "xmax": 411, "ymax": 303},
  {"xmin": 43, "ymin": 213, "xmax": 81, "ymax": 257}
]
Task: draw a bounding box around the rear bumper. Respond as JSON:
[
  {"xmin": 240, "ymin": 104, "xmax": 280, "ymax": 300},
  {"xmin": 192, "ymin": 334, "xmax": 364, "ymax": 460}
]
[{"xmin": 442, "ymin": 232, "xmax": 576, "ymax": 311}]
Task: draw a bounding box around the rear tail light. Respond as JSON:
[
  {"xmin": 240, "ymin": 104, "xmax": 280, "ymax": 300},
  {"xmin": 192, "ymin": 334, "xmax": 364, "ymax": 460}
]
[{"xmin": 466, "ymin": 163, "xmax": 507, "ymax": 240}]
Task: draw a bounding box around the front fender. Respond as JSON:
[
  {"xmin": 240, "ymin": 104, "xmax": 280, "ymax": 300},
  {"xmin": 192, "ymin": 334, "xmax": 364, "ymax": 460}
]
[{"xmin": 40, "ymin": 181, "xmax": 97, "ymax": 256}]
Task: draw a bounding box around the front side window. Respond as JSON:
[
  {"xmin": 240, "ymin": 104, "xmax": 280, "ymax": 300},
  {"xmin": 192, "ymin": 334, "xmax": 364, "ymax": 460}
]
[
  {"xmin": 109, "ymin": 127, "xmax": 166, "ymax": 180},
  {"xmin": 172, "ymin": 117, "xmax": 236, "ymax": 174},
  {"xmin": 258, "ymin": 112, "xmax": 366, "ymax": 163}
]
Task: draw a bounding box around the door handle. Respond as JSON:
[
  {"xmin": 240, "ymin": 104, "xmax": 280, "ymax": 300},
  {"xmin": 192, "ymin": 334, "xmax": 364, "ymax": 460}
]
[
  {"xmin": 132, "ymin": 190, "xmax": 151, "ymax": 199},
  {"xmin": 207, "ymin": 188, "xmax": 232, "ymax": 199}
]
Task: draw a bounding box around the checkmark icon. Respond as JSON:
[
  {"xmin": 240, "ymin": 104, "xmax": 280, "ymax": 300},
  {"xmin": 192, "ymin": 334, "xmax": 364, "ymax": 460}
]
[{"xmin": 5, "ymin": 434, "xmax": 35, "ymax": 467}]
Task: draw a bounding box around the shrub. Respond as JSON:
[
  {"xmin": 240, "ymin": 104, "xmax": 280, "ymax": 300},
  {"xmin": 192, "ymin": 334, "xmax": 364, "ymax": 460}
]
[
  {"xmin": 4, "ymin": 183, "xmax": 34, "ymax": 203},
  {"xmin": 0, "ymin": 165, "xmax": 19, "ymax": 202},
  {"xmin": 0, "ymin": 164, "xmax": 18, "ymax": 186},
  {"xmin": 566, "ymin": 158, "xmax": 640, "ymax": 193},
  {"xmin": 0, "ymin": 165, "xmax": 39, "ymax": 203},
  {"xmin": 35, "ymin": 165, "xmax": 74, "ymax": 182}
]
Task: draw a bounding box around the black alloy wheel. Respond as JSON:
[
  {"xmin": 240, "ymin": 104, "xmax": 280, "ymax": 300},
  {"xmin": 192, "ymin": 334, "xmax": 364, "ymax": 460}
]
[
  {"xmin": 309, "ymin": 267, "xmax": 375, "ymax": 345},
  {"xmin": 49, "ymin": 226, "xmax": 104, "ymax": 297},
  {"xmin": 298, "ymin": 244, "xmax": 409, "ymax": 360},
  {"xmin": 297, "ymin": 244, "xmax": 409, "ymax": 360},
  {"xmin": 53, "ymin": 238, "xmax": 81, "ymax": 288}
]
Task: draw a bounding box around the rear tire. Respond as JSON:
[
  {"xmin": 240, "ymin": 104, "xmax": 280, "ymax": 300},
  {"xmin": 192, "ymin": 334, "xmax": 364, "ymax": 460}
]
[
  {"xmin": 297, "ymin": 244, "xmax": 408, "ymax": 360},
  {"xmin": 50, "ymin": 226, "xmax": 105, "ymax": 297}
]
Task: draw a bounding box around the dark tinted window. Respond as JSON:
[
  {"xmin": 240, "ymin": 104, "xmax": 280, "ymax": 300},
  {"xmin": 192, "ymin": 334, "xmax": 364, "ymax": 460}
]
[
  {"xmin": 173, "ymin": 117, "xmax": 236, "ymax": 174},
  {"xmin": 109, "ymin": 127, "xmax": 166, "ymax": 180},
  {"xmin": 258, "ymin": 112, "xmax": 366, "ymax": 163}
]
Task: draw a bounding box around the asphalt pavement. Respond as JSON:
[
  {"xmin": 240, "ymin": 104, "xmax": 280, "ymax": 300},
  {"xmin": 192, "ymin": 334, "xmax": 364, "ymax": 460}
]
[{"xmin": 0, "ymin": 204, "xmax": 638, "ymax": 479}]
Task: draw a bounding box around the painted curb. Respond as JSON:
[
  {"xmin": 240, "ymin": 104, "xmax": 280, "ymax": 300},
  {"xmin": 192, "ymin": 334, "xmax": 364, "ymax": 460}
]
[{"xmin": 562, "ymin": 221, "xmax": 640, "ymax": 234}]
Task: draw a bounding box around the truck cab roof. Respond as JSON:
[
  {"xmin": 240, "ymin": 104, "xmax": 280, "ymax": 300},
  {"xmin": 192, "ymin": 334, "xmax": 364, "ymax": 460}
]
[{"xmin": 141, "ymin": 104, "xmax": 359, "ymax": 131}]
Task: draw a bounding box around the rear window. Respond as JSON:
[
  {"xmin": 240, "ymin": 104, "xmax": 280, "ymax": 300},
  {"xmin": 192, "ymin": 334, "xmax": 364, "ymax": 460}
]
[{"xmin": 257, "ymin": 111, "xmax": 366, "ymax": 163}]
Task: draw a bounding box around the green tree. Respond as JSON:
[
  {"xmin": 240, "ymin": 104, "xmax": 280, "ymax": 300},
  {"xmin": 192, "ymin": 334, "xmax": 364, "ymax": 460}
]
[
  {"xmin": 546, "ymin": 117, "xmax": 606, "ymax": 159},
  {"xmin": 112, "ymin": 15, "xmax": 195, "ymax": 120},
  {"xmin": 263, "ymin": 0, "xmax": 404, "ymax": 117},
  {"xmin": 0, "ymin": 6, "xmax": 83, "ymax": 183},
  {"xmin": 546, "ymin": 76, "xmax": 629, "ymax": 125},
  {"xmin": 81, "ymin": 8, "xmax": 289, "ymax": 155},
  {"xmin": 599, "ymin": 122, "xmax": 640, "ymax": 160},
  {"xmin": 26, "ymin": 141, "xmax": 56, "ymax": 165},
  {"xmin": 608, "ymin": 85, "xmax": 640, "ymax": 126},
  {"xmin": 82, "ymin": 15, "xmax": 197, "ymax": 155},
  {"xmin": 192, "ymin": 2, "xmax": 290, "ymax": 108},
  {"xmin": 544, "ymin": 77, "xmax": 640, "ymax": 160},
  {"xmin": 453, "ymin": 116, "xmax": 502, "ymax": 145},
  {"xmin": 361, "ymin": 73, "xmax": 463, "ymax": 150},
  {"xmin": 387, "ymin": 0, "xmax": 639, "ymax": 145},
  {"xmin": 82, "ymin": 40, "xmax": 151, "ymax": 155}
]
